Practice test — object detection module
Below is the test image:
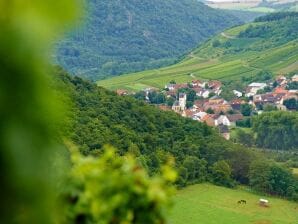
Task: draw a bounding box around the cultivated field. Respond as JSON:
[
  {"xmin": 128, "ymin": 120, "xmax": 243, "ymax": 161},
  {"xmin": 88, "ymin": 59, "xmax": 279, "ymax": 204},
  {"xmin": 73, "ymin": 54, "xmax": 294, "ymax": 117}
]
[
  {"xmin": 97, "ymin": 22, "xmax": 298, "ymax": 91},
  {"xmin": 169, "ymin": 184, "xmax": 298, "ymax": 224}
]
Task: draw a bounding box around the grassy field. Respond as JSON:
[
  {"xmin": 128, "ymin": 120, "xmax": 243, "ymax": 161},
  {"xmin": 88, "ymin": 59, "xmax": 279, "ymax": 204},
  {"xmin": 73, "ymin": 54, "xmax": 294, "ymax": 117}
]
[
  {"xmin": 293, "ymin": 168, "xmax": 298, "ymax": 175},
  {"xmin": 169, "ymin": 184, "xmax": 298, "ymax": 224},
  {"xmin": 97, "ymin": 21, "xmax": 298, "ymax": 91}
]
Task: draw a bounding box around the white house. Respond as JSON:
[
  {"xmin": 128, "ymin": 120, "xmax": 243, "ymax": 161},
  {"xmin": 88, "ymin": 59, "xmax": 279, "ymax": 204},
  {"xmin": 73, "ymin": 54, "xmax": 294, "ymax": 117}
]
[
  {"xmin": 233, "ymin": 90, "xmax": 243, "ymax": 98},
  {"xmin": 215, "ymin": 115, "xmax": 230, "ymax": 126},
  {"xmin": 245, "ymin": 83, "xmax": 267, "ymax": 97},
  {"xmin": 292, "ymin": 74, "xmax": 298, "ymax": 82}
]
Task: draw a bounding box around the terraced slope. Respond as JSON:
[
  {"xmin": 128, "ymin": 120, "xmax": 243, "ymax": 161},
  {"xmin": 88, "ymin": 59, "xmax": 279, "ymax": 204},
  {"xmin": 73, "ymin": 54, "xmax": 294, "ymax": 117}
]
[{"xmin": 98, "ymin": 13, "xmax": 298, "ymax": 91}]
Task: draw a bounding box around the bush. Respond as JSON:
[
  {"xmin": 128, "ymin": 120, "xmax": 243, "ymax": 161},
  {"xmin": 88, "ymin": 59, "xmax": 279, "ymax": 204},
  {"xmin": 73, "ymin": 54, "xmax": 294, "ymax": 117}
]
[{"xmin": 63, "ymin": 147, "xmax": 176, "ymax": 224}]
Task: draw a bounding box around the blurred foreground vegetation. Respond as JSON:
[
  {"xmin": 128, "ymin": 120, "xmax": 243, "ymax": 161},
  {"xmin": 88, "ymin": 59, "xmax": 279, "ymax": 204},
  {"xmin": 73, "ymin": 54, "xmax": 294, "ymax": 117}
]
[{"xmin": 0, "ymin": 1, "xmax": 175, "ymax": 223}]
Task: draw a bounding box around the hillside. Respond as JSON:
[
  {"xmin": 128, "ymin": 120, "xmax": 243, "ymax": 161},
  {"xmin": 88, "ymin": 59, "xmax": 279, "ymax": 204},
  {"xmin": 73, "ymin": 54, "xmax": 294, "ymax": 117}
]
[
  {"xmin": 55, "ymin": 0, "xmax": 241, "ymax": 80},
  {"xmin": 170, "ymin": 184, "xmax": 298, "ymax": 224},
  {"xmin": 98, "ymin": 12, "xmax": 298, "ymax": 91},
  {"xmin": 55, "ymin": 68, "xmax": 298, "ymax": 200}
]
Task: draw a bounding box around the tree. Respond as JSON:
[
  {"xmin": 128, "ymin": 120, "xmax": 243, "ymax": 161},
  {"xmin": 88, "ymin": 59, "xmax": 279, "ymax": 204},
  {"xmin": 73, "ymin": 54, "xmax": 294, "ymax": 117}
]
[
  {"xmin": 166, "ymin": 97, "xmax": 175, "ymax": 106},
  {"xmin": 249, "ymin": 160, "xmax": 271, "ymax": 192},
  {"xmin": 212, "ymin": 40, "xmax": 220, "ymax": 47},
  {"xmin": 240, "ymin": 103, "xmax": 252, "ymax": 116},
  {"xmin": 63, "ymin": 148, "xmax": 176, "ymax": 223},
  {"xmin": 263, "ymin": 104, "xmax": 277, "ymax": 112},
  {"xmin": 211, "ymin": 160, "xmax": 234, "ymax": 187},
  {"xmin": 283, "ymin": 98, "xmax": 297, "ymax": 110},
  {"xmin": 206, "ymin": 108, "xmax": 215, "ymax": 114},
  {"xmin": 182, "ymin": 156, "xmax": 207, "ymax": 183},
  {"xmin": 233, "ymin": 129, "xmax": 254, "ymax": 147},
  {"xmin": 134, "ymin": 91, "xmax": 146, "ymax": 101},
  {"xmin": 253, "ymin": 111, "xmax": 298, "ymax": 150},
  {"xmin": 268, "ymin": 164, "xmax": 295, "ymax": 197}
]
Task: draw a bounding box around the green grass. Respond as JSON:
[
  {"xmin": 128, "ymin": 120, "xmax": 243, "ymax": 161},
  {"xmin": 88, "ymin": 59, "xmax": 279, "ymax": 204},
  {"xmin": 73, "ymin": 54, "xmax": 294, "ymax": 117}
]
[
  {"xmin": 169, "ymin": 184, "xmax": 298, "ymax": 224},
  {"xmin": 98, "ymin": 22, "xmax": 298, "ymax": 91},
  {"xmin": 293, "ymin": 168, "xmax": 298, "ymax": 175}
]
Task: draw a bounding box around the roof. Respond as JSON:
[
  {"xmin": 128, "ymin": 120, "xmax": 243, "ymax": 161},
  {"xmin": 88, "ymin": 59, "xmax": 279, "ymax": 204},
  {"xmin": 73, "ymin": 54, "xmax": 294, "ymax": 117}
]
[
  {"xmin": 179, "ymin": 93, "xmax": 186, "ymax": 98},
  {"xmin": 248, "ymin": 82, "xmax": 267, "ymax": 87},
  {"xmin": 227, "ymin": 114, "xmax": 244, "ymax": 122}
]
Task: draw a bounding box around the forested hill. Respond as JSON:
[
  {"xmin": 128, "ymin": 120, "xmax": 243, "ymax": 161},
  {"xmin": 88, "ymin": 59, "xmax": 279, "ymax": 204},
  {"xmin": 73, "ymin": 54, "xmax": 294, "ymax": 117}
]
[
  {"xmin": 55, "ymin": 67, "xmax": 298, "ymax": 198},
  {"xmin": 55, "ymin": 0, "xmax": 240, "ymax": 80},
  {"xmin": 98, "ymin": 12, "xmax": 298, "ymax": 90}
]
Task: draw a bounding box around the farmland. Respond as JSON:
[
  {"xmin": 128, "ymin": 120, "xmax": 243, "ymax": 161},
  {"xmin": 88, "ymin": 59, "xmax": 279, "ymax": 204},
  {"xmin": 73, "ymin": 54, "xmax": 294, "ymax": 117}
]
[
  {"xmin": 169, "ymin": 184, "xmax": 298, "ymax": 224},
  {"xmin": 97, "ymin": 18, "xmax": 298, "ymax": 91}
]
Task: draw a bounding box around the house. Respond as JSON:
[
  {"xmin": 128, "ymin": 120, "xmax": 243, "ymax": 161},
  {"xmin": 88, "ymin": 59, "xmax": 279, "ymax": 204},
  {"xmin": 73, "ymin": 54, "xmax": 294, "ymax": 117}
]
[
  {"xmin": 253, "ymin": 93, "xmax": 285, "ymax": 108},
  {"xmin": 230, "ymin": 99, "xmax": 245, "ymax": 111},
  {"xmin": 191, "ymin": 80, "xmax": 203, "ymax": 87},
  {"xmin": 245, "ymin": 83, "xmax": 267, "ymax": 97},
  {"xmin": 116, "ymin": 89, "xmax": 129, "ymax": 96},
  {"xmin": 195, "ymin": 88, "xmax": 210, "ymax": 98},
  {"xmin": 215, "ymin": 115, "xmax": 230, "ymax": 126},
  {"xmin": 226, "ymin": 114, "xmax": 244, "ymax": 126},
  {"xmin": 202, "ymin": 114, "xmax": 216, "ymax": 127},
  {"xmin": 165, "ymin": 83, "xmax": 175, "ymax": 91},
  {"xmin": 275, "ymin": 75, "xmax": 287, "ymax": 87},
  {"xmin": 203, "ymin": 97, "xmax": 232, "ymax": 113},
  {"xmin": 233, "ymin": 90, "xmax": 243, "ymax": 98},
  {"xmin": 193, "ymin": 111, "xmax": 207, "ymax": 121},
  {"xmin": 218, "ymin": 124, "xmax": 230, "ymax": 140},
  {"xmin": 292, "ymin": 74, "xmax": 298, "ymax": 82},
  {"xmin": 274, "ymin": 87, "xmax": 288, "ymax": 94},
  {"xmin": 208, "ymin": 80, "xmax": 222, "ymax": 95}
]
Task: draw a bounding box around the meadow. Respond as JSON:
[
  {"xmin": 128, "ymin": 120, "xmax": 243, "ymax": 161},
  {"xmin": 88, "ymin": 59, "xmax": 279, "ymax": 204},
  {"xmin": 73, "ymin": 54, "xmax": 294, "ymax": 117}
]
[
  {"xmin": 169, "ymin": 184, "xmax": 298, "ymax": 224},
  {"xmin": 97, "ymin": 21, "xmax": 298, "ymax": 91}
]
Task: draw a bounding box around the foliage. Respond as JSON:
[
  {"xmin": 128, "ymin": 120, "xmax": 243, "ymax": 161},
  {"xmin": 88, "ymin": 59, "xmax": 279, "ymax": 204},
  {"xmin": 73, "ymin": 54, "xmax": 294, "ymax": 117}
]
[
  {"xmin": 0, "ymin": 0, "xmax": 80, "ymax": 223},
  {"xmin": 240, "ymin": 103, "xmax": 252, "ymax": 116},
  {"xmin": 249, "ymin": 160, "xmax": 298, "ymax": 200},
  {"xmin": 236, "ymin": 117, "xmax": 252, "ymax": 127},
  {"xmin": 63, "ymin": 147, "xmax": 176, "ymax": 224},
  {"xmin": 211, "ymin": 161, "xmax": 234, "ymax": 188},
  {"xmin": 283, "ymin": 98, "xmax": 297, "ymax": 110},
  {"xmin": 56, "ymin": 68, "xmax": 259, "ymax": 188},
  {"xmin": 287, "ymin": 81, "xmax": 298, "ymax": 90},
  {"xmin": 232, "ymin": 129, "xmax": 254, "ymax": 147},
  {"xmin": 56, "ymin": 0, "xmax": 240, "ymax": 80},
  {"xmin": 252, "ymin": 111, "xmax": 298, "ymax": 150}
]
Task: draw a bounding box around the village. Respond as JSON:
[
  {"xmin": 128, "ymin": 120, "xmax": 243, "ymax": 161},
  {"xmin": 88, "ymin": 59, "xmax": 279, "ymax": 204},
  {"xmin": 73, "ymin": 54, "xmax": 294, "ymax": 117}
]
[{"xmin": 117, "ymin": 74, "xmax": 298, "ymax": 140}]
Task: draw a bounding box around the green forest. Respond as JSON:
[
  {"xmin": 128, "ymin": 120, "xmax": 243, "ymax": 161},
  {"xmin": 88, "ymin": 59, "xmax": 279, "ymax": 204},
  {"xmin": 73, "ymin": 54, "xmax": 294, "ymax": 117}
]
[
  {"xmin": 55, "ymin": 67, "xmax": 298, "ymax": 200},
  {"xmin": 56, "ymin": 0, "xmax": 241, "ymax": 80}
]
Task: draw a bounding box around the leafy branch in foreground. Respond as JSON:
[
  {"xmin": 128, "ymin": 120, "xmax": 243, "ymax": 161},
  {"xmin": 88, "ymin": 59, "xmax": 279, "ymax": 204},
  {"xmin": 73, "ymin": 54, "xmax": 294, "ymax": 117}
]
[{"xmin": 62, "ymin": 145, "xmax": 176, "ymax": 224}]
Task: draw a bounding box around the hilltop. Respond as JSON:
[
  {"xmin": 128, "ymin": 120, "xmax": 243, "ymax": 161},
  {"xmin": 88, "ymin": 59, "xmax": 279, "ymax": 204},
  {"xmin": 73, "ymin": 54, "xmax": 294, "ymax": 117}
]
[
  {"xmin": 97, "ymin": 12, "xmax": 298, "ymax": 91},
  {"xmin": 55, "ymin": 0, "xmax": 241, "ymax": 80}
]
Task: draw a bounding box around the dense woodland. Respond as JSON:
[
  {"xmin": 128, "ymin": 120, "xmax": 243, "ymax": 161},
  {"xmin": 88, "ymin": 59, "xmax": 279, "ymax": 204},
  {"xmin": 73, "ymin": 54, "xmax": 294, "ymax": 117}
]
[
  {"xmin": 56, "ymin": 0, "xmax": 241, "ymax": 80},
  {"xmin": 55, "ymin": 68, "xmax": 298, "ymax": 200}
]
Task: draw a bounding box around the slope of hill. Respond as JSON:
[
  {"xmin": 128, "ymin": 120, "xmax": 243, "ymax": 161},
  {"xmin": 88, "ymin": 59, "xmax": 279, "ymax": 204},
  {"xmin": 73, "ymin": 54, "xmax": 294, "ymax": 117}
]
[
  {"xmin": 97, "ymin": 12, "xmax": 298, "ymax": 91},
  {"xmin": 55, "ymin": 0, "xmax": 241, "ymax": 80},
  {"xmin": 170, "ymin": 184, "xmax": 298, "ymax": 224}
]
